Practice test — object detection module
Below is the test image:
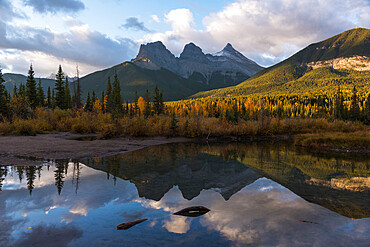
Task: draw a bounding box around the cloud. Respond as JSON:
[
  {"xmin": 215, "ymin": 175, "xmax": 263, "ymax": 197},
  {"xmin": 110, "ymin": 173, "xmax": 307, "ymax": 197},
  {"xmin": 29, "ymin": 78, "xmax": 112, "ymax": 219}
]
[
  {"xmin": 13, "ymin": 225, "xmax": 83, "ymax": 247},
  {"xmin": 140, "ymin": 0, "xmax": 370, "ymax": 66},
  {"xmin": 151, "ymin": 15, "xmax": 160, "ymax": 23},
  {"xmin": 165, "ymin": 8, "xmax": 195, "ymax": 31},
  {"xmin": 23, "ymin": 0, "xmax": 85, "ymax": 13},
  {"xmin": 0, "ymin": 16, "xmax": 137, "ymax": 76},
  {"xmin": 121, "ymin": 17, "xmax": 151, "ymax": 32}
]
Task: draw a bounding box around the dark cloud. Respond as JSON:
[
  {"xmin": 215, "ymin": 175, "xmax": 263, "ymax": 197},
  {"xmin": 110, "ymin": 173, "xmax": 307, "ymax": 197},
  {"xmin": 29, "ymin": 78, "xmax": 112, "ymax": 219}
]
[
  {"xmin": 13, "ymin": 225, "xmax": 83, "ymax": 247},
  {"xmin": 23, "ymin": 0, "xmax": 85, "ymax": 13},
  {"xmin": 122, "ymin": 17, "xmax": 152, "ymax": 32},
  {"xmin": 0, "ymin": 22, "xmax": 137, "ymax": 68}
]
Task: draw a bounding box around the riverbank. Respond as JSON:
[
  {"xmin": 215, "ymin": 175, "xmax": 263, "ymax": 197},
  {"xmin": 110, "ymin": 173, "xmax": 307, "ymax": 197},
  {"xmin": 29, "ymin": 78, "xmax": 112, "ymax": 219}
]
[
  {"xmin": 294, "ymin": 131, "xmax": 370, "ymax": 153},
  {"xmin": 0, "ymin": 133, "xmax": 189, "ymax": 166}
]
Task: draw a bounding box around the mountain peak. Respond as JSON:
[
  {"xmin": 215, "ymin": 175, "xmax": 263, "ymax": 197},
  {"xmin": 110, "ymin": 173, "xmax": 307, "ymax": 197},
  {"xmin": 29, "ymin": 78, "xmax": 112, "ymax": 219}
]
[
  {"xmin": 223, "ymin": 43, "xmax": 235, "ymax": 51},
  {"xmin": 180, "ymin": 42, "xmax": 207, "ymax": 60}
]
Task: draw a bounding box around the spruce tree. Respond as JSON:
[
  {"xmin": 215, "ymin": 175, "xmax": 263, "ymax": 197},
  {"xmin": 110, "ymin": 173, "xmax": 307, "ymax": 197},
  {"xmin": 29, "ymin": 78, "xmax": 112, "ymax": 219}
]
[
  {"xmin": 153, "ymin": 86, "xmax": 162, "ymax": 115},
  {"xmin": 26, "ymin": 65, "xmax": 37, "ymax": 109},
  {"xmin": 0, "ymin": 68, "xmax": 8, "ymax": 117},
  {"xmin": 101, "ymin": 91, "xmax": 105, "ymax": 112},
  {"xmin": 37, "ymin": 79, "xmax": 45, "ymax": 107},
  {"xmin": 92, "ymin": 91, "xmax": 96, "ymax": 104},
  {"xmin": 365, "ymin": 93, "xmax": 370, "ymax": 124},
  {"xmin": 334, "ymin": 86, "xmax": 344, "ymax": 120},
  {"xmin": 46, "ymin": 87, "xmax": 51, "ymax": 108},
  {"xmin": 51, "ymin": 89, "xmax": 55, "ymax": 109},
  {"xmin": 159, "ymin": 90, "xmax": 164, "ymax": 114},
  {"xmin": 144, "ymin": 89, "xmax": 151, "ymax": 118},
  {"xmin": 73, "ymin": 66, "xmax": 82, "ymax": 108},
  {"xmin": 13, "ymin": 84, "xmax": 18, "ymax": 97},
  {"xmin": 64, "ymin": 77, "xmax": 71, "ymax": 109},
  {"xmin": 55, "ymin": 65, "xmax": 65, "ymax": 109},
  {"xmin": 134, "ymin": 91, "xmax": 138, "ymax": 116},
  {"xmin": 105, "ymin": 76, "xmax": 113, "ymax": 113},
  {"xmin": 350, "ymin": 85, "xmax": 360, "ymax": 121},
  {"xmin": 84, "ymin": 92, "xmax": 92, "ymax": 112},
  {"xmin": 112, "ymin": 72, "xmax": 122, "ymax": 114}
]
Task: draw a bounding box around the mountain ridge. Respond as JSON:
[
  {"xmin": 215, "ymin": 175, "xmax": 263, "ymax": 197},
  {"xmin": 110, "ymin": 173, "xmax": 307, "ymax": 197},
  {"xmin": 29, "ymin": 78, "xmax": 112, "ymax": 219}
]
[
  {"xmin": 192, "ymin": 27, "xmax": 370, "ymax": 98},
  {"xmin": 133, "ymin": 41, "xmax": 264, "ymax": 86}
]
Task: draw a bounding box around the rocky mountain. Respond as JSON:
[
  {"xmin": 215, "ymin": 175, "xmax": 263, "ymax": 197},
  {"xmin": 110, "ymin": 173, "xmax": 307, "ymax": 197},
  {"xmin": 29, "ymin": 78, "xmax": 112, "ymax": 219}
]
[
  {"xmin": 133, "ymin": 41, "xmax": 263, "ymax": 88},
  {"xmin": 193, "ymin": 27, "xmax": 370, "ymax": 98},
  {"xmin": 86, "ymin": 144, "xmax": 262, "ymax": 201},
  {"xmin": 2, "ymin": 41, "xmax": 264, "ymax": 101}
]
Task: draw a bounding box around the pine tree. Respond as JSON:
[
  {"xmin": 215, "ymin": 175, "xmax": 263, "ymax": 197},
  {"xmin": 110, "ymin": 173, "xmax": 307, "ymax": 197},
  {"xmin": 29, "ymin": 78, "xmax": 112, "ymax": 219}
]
[
  {"xmin": 54, "ymin": 161, "xmax": 65, "ymax": 195},
  {"xmin": 112, "ymin": 72, "xmax": 122, "ymax": 114},
  {"xmin": 92, "ymin": 91, "xmax": 96, "ymax": 104},
  {"xmin": 144, "ymin": 89, "xmax": 151, "ymax": 118},
  {"xmin": 51, "ymin": 89, "xmax": 55, "ymax": 109},
  {"xmin": 73, "ymin": 65, "xmax": 82, "ymax": 108},
  {"xmin": 350, "ymin": 85, "xmax": 360, "ymax": 121},
  {"xmin": 134, "ymin": 91, "xmax": 138, "ymax": 116},
  {"xmin": 46, "ymin": 87, "xmax": 51, "ymax": 108},
  {"xmin": 26, "ymin": 166, "xmax": 36, "ymax": 195},
  {"xmin": 159, "ymin": 90, "xmax": 164, "ymax": 114},
  {"xmin": 19, "ymin": 83, "xmax": 25, "ymax": 96},
  {"xmin": 13, "ymin": 84, "xmax": 18, "ymax": 97},
  {"xmin": 64, "ymin": 77, "xmax": 71, "ymax": 109},
  {"xmin": 101, "ymin": 91, "xmax": 105, "ymax": 112},
  {"xmin": 334, "ymin": 86, "xmax": 344, "ymax": 120},
  {"xmin": 0, "ymin": 68, "xmax": 8, "ymax": 117},
  {"xmin": 55, "ymin": 65, "xmax": 65, "ymax": 109},
  {"xmin": 153, "ymin": 86, "xmax": 161, "ymax": 115},
  {"xmin": 170, "ymin": 112, "xmax": 178, "ymax": 136},
  {"xmin": 365, "ymin": 93, "xmax": 370, "ymax": 123},
  {"xmin": 26, "ymin": 65, "xmax": 37, "ymax": 109},
  {"xmin": 105, "ymin": 76, "xmax": 113, "ymax": 113},
  {"xmin": 84, "ymin": 92, "xmax": 92, "ymax": 112},
  {"xmin": 37, "ymin": 79, "xmax": 45, "ymax": 107}
]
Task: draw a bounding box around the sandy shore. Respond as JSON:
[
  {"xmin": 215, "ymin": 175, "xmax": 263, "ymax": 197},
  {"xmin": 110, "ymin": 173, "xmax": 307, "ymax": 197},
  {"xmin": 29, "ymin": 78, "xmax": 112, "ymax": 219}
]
[{"xmin": 0, "ymin": 133, "xmax": 189, "ymax": 166}]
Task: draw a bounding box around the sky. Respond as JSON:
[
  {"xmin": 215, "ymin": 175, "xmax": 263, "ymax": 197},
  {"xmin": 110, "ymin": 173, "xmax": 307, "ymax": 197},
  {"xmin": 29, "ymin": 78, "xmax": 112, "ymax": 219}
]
[{"xmin": 0, "ymin": 0, "xmax": 369, "ymax": 77}]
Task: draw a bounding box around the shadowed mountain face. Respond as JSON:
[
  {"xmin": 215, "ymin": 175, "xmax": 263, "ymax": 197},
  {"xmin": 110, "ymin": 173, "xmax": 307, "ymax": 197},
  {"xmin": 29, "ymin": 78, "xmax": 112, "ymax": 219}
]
[
  {"xmin": 3, "ymin": 73, "xmax": 56, "ymax": 93},
  {"xmin": 84, "ymin": 142, "xmax": 370, "ymax": 219},
  {"xmin": 134, "ymin": 41, "xmax": 264, "ymax": 87}
]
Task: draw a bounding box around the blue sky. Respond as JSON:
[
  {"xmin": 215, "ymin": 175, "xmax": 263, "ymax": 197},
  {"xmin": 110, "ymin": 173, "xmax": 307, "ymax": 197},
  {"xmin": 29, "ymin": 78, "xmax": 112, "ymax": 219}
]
[{"xmin": 0, "ymin": 0, "xmax": 369, "ymax": 77}]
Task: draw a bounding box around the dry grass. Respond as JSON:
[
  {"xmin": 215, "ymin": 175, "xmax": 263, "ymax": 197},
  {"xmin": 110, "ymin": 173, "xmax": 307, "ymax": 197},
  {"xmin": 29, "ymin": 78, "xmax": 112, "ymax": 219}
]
[
  {"xmin": 295, "ymin": 131, "xmax": 370, "ymax": 150},
  {"xmin": 0, "ymin": 109, "xmax": 368, "ymax": 150}
]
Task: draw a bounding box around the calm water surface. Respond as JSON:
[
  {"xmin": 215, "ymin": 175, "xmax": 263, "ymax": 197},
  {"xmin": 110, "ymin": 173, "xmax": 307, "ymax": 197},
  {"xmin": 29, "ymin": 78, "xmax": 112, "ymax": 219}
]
[{"xmin": 0, "ymin": 142, "xmax": 369, "ymax": 246}]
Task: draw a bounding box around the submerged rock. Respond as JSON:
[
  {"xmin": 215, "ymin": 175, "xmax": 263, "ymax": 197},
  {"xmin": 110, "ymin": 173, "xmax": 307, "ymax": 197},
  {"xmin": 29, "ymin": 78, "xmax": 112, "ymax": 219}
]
[{"xmin": 116, "ymin": 218, "xmax": 148, "ymax": 230}]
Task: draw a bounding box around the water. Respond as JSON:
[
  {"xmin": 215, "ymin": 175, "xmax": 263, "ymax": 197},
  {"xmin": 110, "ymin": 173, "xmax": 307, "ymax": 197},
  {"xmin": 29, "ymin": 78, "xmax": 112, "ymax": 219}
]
[{"xmin": 0, "ymin": 142, "xmax": 369, "ymax": 246}]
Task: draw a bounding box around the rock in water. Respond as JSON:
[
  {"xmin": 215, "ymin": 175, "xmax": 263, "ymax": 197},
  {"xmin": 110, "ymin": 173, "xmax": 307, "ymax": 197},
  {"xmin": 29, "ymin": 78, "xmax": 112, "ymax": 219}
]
[
  {"xmin": 116, "ymin": 218, "xmax": 148, "ymax": 230},
  {"xmin": 173, "ymin": 206, "xmax": 210, "ymax": 217}
]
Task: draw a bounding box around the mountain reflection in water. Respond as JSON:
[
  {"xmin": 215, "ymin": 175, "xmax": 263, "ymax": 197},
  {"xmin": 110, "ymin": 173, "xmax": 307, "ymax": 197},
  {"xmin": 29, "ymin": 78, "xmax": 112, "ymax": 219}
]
[{"xmin": 0, "ymin": 142, "xmax": 369, "ymax": 246}]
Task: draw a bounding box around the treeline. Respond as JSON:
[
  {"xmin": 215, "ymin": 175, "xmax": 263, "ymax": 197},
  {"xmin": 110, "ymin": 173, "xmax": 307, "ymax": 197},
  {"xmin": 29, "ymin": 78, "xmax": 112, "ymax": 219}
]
[
  {"xmin": 0, "ymin": 161, "xmax": 81, "ymax": 195},
  {"xmin": 0, "ymin": 65, "xmax": 165, "ymax": 119},
  {"xmin": 0, "ymin": 65, "xmax": 369, "ymax": 138},
  {"xmin": 166, "ymin": 87, "xmax": 370, "ymax": 124}
]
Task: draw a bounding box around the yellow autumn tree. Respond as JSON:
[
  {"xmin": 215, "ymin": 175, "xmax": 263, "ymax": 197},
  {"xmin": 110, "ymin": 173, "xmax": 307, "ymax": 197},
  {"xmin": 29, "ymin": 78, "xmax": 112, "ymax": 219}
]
[{"xmin": 138, "ymin": 96, "xmax": 145, "ymax": 116}]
